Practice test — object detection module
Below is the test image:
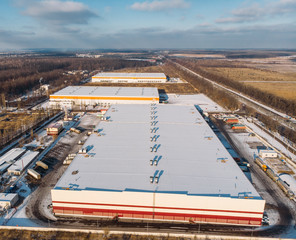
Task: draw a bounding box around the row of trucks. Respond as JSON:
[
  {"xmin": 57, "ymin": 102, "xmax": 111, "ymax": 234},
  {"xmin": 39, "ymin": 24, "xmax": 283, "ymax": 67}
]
[
  {"xmin": 255, "ymin": 157, "xmax": 296, "ymax": 201},
  {"xmin": 27, "ymin": 161, "xmax": 48, "ymax": 180},
  {"xmin": 63, "ymin": 153, "xmax": 77, "ymax": 165},
  {"xmin": 70, "ymin": 128, "xmax": 81, "ymax": 134}
]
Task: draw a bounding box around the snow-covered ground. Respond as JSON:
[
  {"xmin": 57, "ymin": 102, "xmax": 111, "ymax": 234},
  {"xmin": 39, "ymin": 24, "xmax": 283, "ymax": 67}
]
[
  {"xmin": 220, "ymin": 117, "xmax": 296, "ymax": 238},
  {"xmin": 1, "ymin": 113, "xmax": 101, "ymax": 228},
  {"xmin": 241, "ymin": 119, "xmax": 296, "ymax": 162},
  {"xmin": 32, "ymin": 100, "xmax": 50, "ymax": 110},
  {"xmin": 174, "ymin": 62, "xmax": 292, "ymax": 119},
  {"xmin": 4, "ymin": 182, "xmax": 42, "ymax": 227},
  {"xmin": 167, "ymin": 93, "xmax": 226, "ymax": 112}
]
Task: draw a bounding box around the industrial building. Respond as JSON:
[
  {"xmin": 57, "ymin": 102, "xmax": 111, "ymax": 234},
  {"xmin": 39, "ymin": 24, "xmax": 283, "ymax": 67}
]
[
  {"xmin": 92, "ymin": 72, "xmax": 167, "ymax": 83},
  {"xmin": 0, "ymin": 193, "xmax": 18, "ymax": 210},
  {"xmin": 7, "ymin": 150, "xmax": 39, "ymax": 175},
  {"xmin": 49, "ymin": 86, "xmax": 159, "ymax": 109},
  {"xmin": 51, "ymin": 104, "xmax": 265, "ymax": 226},
  {"xmin": 46, "ymin": 123, "xmax": 63, "ymax": 135},
  {"xmin": 0, "ymin": 148, "xmax": 26, "ymax": 174}
]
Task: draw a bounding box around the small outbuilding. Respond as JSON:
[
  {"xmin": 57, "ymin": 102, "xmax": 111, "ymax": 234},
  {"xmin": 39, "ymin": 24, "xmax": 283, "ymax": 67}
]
[
  {"xmin": 0, "ymin": 193, "xmax": 18, "ymax": 210},
  {"xmin": 259, "ymin": 150, "xmax": 278, "ymax": 159}
]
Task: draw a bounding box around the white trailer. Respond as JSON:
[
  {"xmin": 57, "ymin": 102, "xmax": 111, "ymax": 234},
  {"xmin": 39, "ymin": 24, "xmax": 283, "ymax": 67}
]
[{"xmin": 27, "ymin": 169, "xmax": 41, "ymax": 180}]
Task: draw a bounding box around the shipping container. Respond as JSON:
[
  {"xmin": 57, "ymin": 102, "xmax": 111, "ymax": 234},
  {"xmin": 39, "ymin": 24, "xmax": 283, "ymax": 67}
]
[
  {"xmin": 231, "ymin": 124, "xmax": 246, "ymax": 130},
  {"xmin": 46, "ymin": 123, "xmax": 63, "ymax": 135},
  {"xmin": 36, "ymin": 161, "xmax": 48, "ymax": 170},
  {"xmin": 27, "ymin": 169, "xmax": 41, "ymax": 180}
]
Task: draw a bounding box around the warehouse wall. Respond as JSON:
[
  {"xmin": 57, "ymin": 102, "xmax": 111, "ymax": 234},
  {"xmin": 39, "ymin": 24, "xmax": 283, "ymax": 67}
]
[
  {"xmin": 49, "ymin": 97, "xmax": 159, "ymax": 109},
  {"xmin": 51, "ymin": 189, "xmax": 265, "ymax": 226},
  {"xmin": 91, "ymin": 78, "xmax": 166, "ymax": 83}
]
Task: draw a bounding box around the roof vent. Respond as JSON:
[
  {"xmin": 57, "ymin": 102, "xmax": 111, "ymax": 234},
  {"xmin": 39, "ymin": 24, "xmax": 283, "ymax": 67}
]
[
  {"xmin": 150, "ymin": 155, "xmax": 162, "ymax": 166},
  {"xmin": 150, "ymin": 144, "xmax": 161, "ymax": 152},
  {"xmin": 150, "ymin": 121, "xmax": 158, "ymax": 126},
  {"xmin": 150, "ymin": 127, "xmax": 159, "ymax": 133},
  {"xmin": 150, "ymin": 170, "xmax": 164, "ymax": 184},
  {"xmin": 150, "ymin": 135, "xmax": 160, "ymax": 142},
  {"xmin": 150, "ymin": 176, "xmax": 154, "ymax": 183}
]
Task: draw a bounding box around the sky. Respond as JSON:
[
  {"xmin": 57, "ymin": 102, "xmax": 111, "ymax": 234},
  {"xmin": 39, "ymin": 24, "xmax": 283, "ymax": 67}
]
[{"xmin": 0, "ymin": 0, "xmax": 295, "ymax": 50}]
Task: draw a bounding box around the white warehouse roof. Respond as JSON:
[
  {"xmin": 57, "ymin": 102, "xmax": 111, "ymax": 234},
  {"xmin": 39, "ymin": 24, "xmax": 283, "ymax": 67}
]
[
  {"xmin": 0, "ymin": 193, "xmax": 18, "ymax": 204},
  {"xmin": 0, "ymin": 148, "xmax": 25, "ymax": 166},
  {"xmin": 50, "ymin": 86, "xmax": 159, "ymax": 99},
  {"xmin": 55, "ymin": 104, "xmax": 260, "ymax": 199},
  {"xmin": 7, "ymin": 150, "xmax": 39, "ymax": 174},
  {"xmin": 92, "ymin": 72, "xmax": 166, "ymax": 79}
]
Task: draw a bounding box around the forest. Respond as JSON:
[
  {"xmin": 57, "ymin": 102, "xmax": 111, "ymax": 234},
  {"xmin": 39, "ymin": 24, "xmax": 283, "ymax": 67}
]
[{"xmin": 0, "ymin": 57, "xmax": 153, "ymax": 99}]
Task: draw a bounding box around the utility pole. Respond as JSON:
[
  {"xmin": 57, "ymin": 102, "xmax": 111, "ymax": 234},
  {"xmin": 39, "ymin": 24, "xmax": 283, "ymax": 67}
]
[{"xmin": 1, "ymin": 93, "xmax": 6, "ymax": 109}]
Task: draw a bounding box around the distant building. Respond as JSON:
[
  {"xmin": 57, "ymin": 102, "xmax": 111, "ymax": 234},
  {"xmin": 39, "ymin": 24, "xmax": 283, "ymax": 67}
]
[
  {"xmin": 92, "ymin": 72, "xmax": 167, "ymax": 83},
  {"xmin": 49, "ymin": 86, "xmax": 159, "ymax": 109}
]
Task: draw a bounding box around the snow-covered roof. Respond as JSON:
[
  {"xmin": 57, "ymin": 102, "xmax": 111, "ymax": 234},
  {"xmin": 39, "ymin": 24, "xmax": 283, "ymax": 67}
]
[
  {"xmin": 279, "ymin": 174, "xmax": 296, "ymax": 194},
  {"xmin": 0, "ymin": 148, "xmax": 25, "ymax": 166},
  {"xmin": 92, "ymin": 72, "xmax": 166, "ymax": 79},
  {"xmin": 50, "ymin": 86, "xmax": 159, "ymax": 98},
  {"xmin": 0, "ymin": 193, "xmax": 18, "ymax": 202},
  {"xmin": 167, "ymin": 94, "xmax": 225, "ymax": 113},
  {"xmin": 55, "ymin": 104, "xmax": 261, "ymax": 199},
  {"xmin": 7, "ymin": 151, "xmax": 38, "ymax": 173},
  {"xmin": 259, "ymin": 150, "xmax": 277, "ymax": 154}
]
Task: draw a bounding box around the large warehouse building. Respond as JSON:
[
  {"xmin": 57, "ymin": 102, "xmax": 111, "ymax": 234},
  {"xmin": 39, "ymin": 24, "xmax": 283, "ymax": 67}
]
[
  {"xmin": 49, "ymin": 86, "xmax": 159, "ymax": 109},
  {"xmin": 51, "ymin": 104, "xmax": 265, "ymax": 226},
  {"xmin": 92, "ymin": 72, "xmax": 167, "ymax": 83}
]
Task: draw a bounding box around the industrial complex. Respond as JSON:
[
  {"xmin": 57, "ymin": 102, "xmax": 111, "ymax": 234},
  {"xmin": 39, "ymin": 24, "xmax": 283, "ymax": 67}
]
[
  {"xmin": 51, "ymin": 104, "xmax": 265, "ymax": 226},
  {"xmin": 2, "ymin": 53, "xmax": 296, "ymax": 238},
  {"xmin": 91, "ymin": 72, "xmax": 167, "ymax": 83},
  {"xmin": 49, "ymin": 86, "xmax": 159, "ymax": 109}
]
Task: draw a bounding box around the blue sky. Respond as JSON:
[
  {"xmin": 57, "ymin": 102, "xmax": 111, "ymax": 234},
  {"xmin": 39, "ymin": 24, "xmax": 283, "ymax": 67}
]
[{"xmin": 0, "ymin": 0, "xmax": 295, "ymax": 49}]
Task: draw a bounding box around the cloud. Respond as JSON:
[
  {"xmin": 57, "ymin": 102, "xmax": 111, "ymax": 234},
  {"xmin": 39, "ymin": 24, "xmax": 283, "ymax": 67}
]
[
  {"xmin": 198, "ymin": 22, "xmax": 211, "ymax": 27},
  {"xmin": 196, "ymin": 14, "xmax": 204, "ymax": 20},
  {"xmin": 0, "ymin": 29, "xmax": 36, "ymax": 49},
  {"xmin": 216, "ymin": 0, "xmax": 296, "ymax": 24},
  {"xmin": 86, "ymin": 22, "xmax": 296, "ymax": 49},
  {"xmin": 17, "ymin": 0, "xmax": 98, "ymax": 28},
  {"xmin": 130, "ymin": 0, "xmax": 190, "ymax": 11},
  {"xmin": 1, "ymin": 22, "xmax": 296, "ymax": 49},
  {"xmin": 270, "ymin": 0, "xmax": 296, "ymax": 14}
]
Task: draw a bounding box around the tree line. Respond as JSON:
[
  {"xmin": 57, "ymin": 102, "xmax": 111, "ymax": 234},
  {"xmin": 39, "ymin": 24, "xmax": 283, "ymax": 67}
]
[
  {"xmin": 167, "ymin": 59, "xmax": 296, "ymax": 145},
  {"xmin": 174, "ymin": 58, "xmax": 296, "ymax": 116},
  {"xmin": 0, "ymin": 57, "xmax": 153, "ymax": 99}
]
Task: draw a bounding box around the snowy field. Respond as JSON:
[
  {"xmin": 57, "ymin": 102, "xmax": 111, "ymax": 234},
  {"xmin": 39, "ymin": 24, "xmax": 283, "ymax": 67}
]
[{"xmin": 167, "ymin": 93, "xmax": 226, "ymax": 112}]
